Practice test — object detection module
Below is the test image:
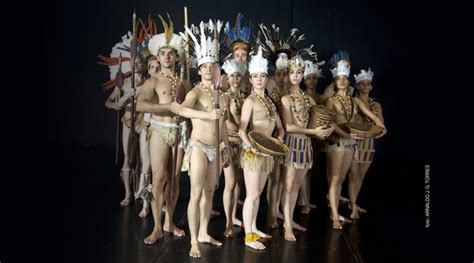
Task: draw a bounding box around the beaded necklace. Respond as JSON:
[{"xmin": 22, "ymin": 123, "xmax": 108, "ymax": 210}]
[
  {"xmin": 358, "ymin": 95, "xmax": 378, "ymax": 125},
  {"xmin": 227, "ymin": 88, "xmax": 245, "ymax": 115},
  {"xmin": 158, "ymin": 71, "xmax": 178, "ymax": 101},
  {"xmin": 289, "ymin": 88, "xmax": 311, "ymax": 124},
  {"xmin": 334, "ymin": 92, "xmax": 354, "ymax": 121},
  {"xmin": 252, "ymin": 91, "xmax": 276, "ymax": 121},
  {"xmin": 200, "ymin": 82, "xmax": 227, "ymax": 113}
]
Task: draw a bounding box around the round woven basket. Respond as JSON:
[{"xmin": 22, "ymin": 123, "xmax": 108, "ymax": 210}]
[
  {"xmin": 345, "ymin": 122, "xmax": 384, "ymax": 139},
  {"xmin": 248, "ymin": 131, "xmax": 289, "ymax": 157},
  {"xmin": 308, "ymin": 105, "xmax": 336, "ymax": 129}
]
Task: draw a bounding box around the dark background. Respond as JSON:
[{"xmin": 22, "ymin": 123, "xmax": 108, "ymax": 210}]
[
  {"xmin": 42, "ymin": 0, "xmax": 442, "ymax": 161},
  {"xmin": 21, "ymin": 0, "xmax": 467, "ymax": 262}
]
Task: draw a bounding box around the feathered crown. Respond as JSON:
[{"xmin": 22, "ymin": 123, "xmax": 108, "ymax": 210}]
[
  {"xmin": 222, "ymin": 59, "xmax": 247, "ymax": 75},
  {"xmin": 354, "ymin": 68, "xmax": 374, "ymax": 83},
  {"xmin": 97, "ymin": 32, "xmax": 133, "ymax": 90},
  {"xmin": 288, "ymin": 54, "xmax": 305, "ymax": 69},
  {"xmin": 248, "ymin": 47, "xmax": 268, "ymax": 75},
  {"xmin": 224, "ymin": 13, "xmax": 252, "ymax": 54},
  {"xmin": 304, "ymin": 60, "xmax": 325, "ymax": 78},
  {"xmin": 148, "ymin": 14, "xmax": 184, "ymax": 58},
  {"xmin": 137, "ymin": 15, "xmax": 159, "ymax": 62},
  {"xmin": 258, "ymin": 24, "xmax": 305, "ymax": 68},
  {"xmin": 329, "ymin": 50, "xmax": 351, "ymax": 78},
  {"xmin": 181, "ymin": 19, "xmax": 223, "ymax": 67}
]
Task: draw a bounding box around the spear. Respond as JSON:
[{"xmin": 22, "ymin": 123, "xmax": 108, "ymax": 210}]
[
  {"xmin": 114, "ymin": 55, "xmax": 125, "ymax": 164},
  {"xmin": 213, "ymin": 25, "xmax": 221, "ymax": 180},
  {"xmin": 169, "ymin": 7, "xmax": 188, "ymax": 203},
  {"xmin": 127, "ymin": 10, "xmax": 140, "ymax": 191}
]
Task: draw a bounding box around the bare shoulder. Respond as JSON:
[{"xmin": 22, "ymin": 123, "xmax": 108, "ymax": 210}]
[
  {"xmin": 280, "ymin": 95, "xmax": 290, "ymax": 105},
  {"xmin": 243, "ymin": 94, "xmax": 256, "ymax": 106}
]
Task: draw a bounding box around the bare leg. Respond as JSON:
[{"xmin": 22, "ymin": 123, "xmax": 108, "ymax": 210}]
[
  {"xmin": 223, "ymin": 163, "xmax": 237, "ymax": 237},
  {"xmin": 267, "ymin": 163, "xmax": 281, "ymax": 228},
  {"xmin": 283, "ymin": 167, "xmax": 308, "ymax": 241},
  {"xmin": 138, "ymin": 129, "xmax": 151, "ymax": 217},
  {"xmin": 276, "ymin": 165, "xmax": 285, "ymax": 220},
  {"xmin": 163, "ymin": 147, "xmax": 185, "ymax": 236},
  {"xmin": 120, "ymin": 124, "xmax": 132, "ymax": 206},
  {"xmin": 197, "ymin": 158, "xmax": 222, "ymax": 246},
  {"xmin": 232, "ymin": 182, "xmax": 242, "ymax": 227},
  {"xmin": 243, "ymin": 168, "xmax": 267, "ymax": 250},
  {"xmin": 143, "ymin": 133, "xmax": 170, "ymax": 245},
  {"xmin": 327, "ymin": 149, "xmax": 354, "ymax": 229},
  {"xmin": 187, "ymin": 148, "xmax": 207, "ymax": 258},
  {"xmin": 349, "ymin": 162, "xmax": 371, "ymax": 219}
]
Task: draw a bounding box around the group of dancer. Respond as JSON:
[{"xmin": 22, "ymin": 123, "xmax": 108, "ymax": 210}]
[{"xmin": 99, "ymin": 12, "xmax": 386, "ymax": 258}]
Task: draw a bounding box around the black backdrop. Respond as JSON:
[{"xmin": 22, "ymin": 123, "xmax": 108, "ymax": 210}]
[
  {"xmin": 29, "ymin": 1, "xmax": 470, "ymax": 262},
  {"xmin": 42, "ymin": 0, "xmax": 444, "ymax": 160}
]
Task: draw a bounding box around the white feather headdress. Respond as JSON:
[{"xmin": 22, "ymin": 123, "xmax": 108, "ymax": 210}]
[
  {"xmin": 354, "ymin": 68, "xmax": 374, "ymax": 83},
  {"xmin": 180, "ymin": 19, "xmax": 223, "ymax": 66},
  {"xmin": 222, "ymin": 59, "xmax": 247, "ymax": 75},
  {"xmin": 304, "ymin": 60, "xmax": 325, "ymax": 78},
  {"xmin": 248, "ymin": 47, "xmax": 268, "ymax": 75}
]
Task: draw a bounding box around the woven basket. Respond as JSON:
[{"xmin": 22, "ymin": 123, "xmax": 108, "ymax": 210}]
[
  {"xmin": 308, "ymin": 105, "xmax": 336, "ymax": 129},
  {"xmin": 227, "ymin": 131, "xmax": 241, "ymax": 145},
  {"xmin": 248, "ymin": 131, "xmax": 289, "ymax": 156},
  {"xmin": 345, "ymin": 123, "xmax": 384, "ymax": 139}
]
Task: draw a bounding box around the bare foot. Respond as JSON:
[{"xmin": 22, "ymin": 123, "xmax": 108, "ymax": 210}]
[
  {"xmin": 267, "ymin": 216, "xmax": 279, "ymax": 229},
  {"xmin": 144, "ymin": 228, "xmax": 163, "ymax": 245},
  {"xmin": 284, "ymin": 229, "xmax": 297, "ymax": 242},
  {"xmin": 349, "ymin": 203, "xmax": 367, "ymax": 214},
  {"xmin": 292, "ymin": 221, "xmax": 307, "ymax": 231},
  {"xmin": 232, "ymin": 218, "xmax": 243, "ymax": 227},
  {"xmin": 189, "ymin": 244, "xmax": 201, "ymax": 258},
  {"xmin": 332, "ymin": 220, "xmax": 343, "ymax": 230},
  {"xmin": 198, "ymin": 234, "xmax": 222, "ymax": 246},
  {"xmin": 139, "ymin": 204, "xmax": 149, "ymax": 218},
  {"xmin": 340, "ymin": 196, "xmax": 350, "ymax": 203},
  {"xmin": 120, "ymin": 195, "xmax": 132, "ymax": 207},
  {"xmin": 161, "ymin": 206, "xmax": 166, "ymax": 213},
  {"xmin": 223, "ymin": 227, "xmax": 233, "ymax": 238},
  {"xmin": 330, "ymin": 214, "xmax": 352, "ymax": 224},
  {"xmin": 350, "ymin": 209, "xmax": 360, "ymax": 219},
  {"xmin": 300, "ymin": 206, "xmax": 311, "ymax": 214},
  {"xmin": 245, "ymin": 241, "xmax": 266, "ymax": 250},
  {"xmin": 255, "ymin": 230, "xmax": 271, "ymax": 239},
  {"xmin": 163, "ymin": 223, "xmax": 185, "ymax": 237}
]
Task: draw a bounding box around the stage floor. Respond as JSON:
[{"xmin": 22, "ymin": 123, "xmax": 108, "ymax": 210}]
[{"xmin": 47, "ymin": 144, "xmax": 444, "ymax": 262}]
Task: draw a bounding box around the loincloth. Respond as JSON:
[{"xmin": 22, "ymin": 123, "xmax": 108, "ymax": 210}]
[
  {"xmin": 182, "ymin": 138, "xmax": 228, "ymax": 176},
  {"xmin": 147, "ymin": 119, "xmax": 188, "ymax": 148}
]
